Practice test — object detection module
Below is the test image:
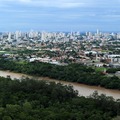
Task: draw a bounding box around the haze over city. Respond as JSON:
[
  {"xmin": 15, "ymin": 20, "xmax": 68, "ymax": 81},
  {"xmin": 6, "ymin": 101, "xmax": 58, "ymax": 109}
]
[{"xmin": 0, "ymin": 0, "xmax": 120, "ymax": 32}]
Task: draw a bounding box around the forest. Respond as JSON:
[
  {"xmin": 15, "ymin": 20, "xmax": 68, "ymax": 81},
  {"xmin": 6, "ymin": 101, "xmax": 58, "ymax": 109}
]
[{"xmin": 0, "ymin": 76, "xmax": 120, "ymax": 120}]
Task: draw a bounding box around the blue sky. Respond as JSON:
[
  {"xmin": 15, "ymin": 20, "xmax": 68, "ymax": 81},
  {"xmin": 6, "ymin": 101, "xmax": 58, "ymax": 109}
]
[{"xmin": 0, "ymin": 0, "xmax": 120, "ymax": 32}]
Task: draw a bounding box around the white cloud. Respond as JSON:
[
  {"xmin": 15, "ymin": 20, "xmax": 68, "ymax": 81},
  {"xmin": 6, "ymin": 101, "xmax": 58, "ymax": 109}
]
[
  {"xmin": 2, "ymin": 0, "xmax": 117, "ymax": 9},
  {"xmin": 17, "ymin": 0, "xmax": 85, "ymax": 8},
  {"xmin": 19, "ymin": 0, "xmax": 31, "ymax": 3}
]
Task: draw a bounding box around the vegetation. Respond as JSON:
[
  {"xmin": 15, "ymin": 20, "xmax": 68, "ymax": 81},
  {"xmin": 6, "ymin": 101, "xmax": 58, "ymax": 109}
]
[
  {"xmin": 95, "ymin": 67, "xmax": 106, "ymax": 72},
  {"xmin": 0, "ymin": 76, "xmax": 120, "ymax": 120},
  {"xmin": 106, "ymin": 68, "xmax": 120, "ymax": 73},
  {"xmin": 0, "ymin": 59, "xmax": 120, "ymax": 90}
]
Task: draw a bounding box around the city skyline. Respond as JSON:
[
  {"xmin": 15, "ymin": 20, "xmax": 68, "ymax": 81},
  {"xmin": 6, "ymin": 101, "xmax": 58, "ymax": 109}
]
[{"xmin": 0, "ymin": 0, "xmax": 120, "ymax": 32}]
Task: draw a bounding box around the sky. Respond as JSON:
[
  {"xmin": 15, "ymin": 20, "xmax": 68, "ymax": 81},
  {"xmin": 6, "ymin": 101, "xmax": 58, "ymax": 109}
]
[{"xmin": 0, "ymin": 0, "xmax": 120, "ymax": 32}]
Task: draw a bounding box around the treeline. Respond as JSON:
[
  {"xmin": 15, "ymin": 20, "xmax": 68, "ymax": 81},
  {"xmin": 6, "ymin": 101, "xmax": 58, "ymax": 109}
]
[
  {"xmin": 106, "ymin": 68, "xmax": 120, "ymax": 73},
  {"xmin": 0, "ymin": 77, "xmax": 120, "ymax": 120},
  {"xmin": 0, "ymin": 59, "xmax": 120, "ymax": 89}
]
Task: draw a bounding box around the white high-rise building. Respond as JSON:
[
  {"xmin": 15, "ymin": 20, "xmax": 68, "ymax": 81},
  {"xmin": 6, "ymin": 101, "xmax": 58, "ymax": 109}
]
[
  {"xmin": 41, "ymin": 31, "xmax": 46, "ymax": 41},
  {"xmin": 15, "ymin": 31, "xmax": 21, "ymax": 40},
  {"xmin": 117, "ymin": 33, "xmax": 120, "ymax": 39},
  {"xmin": 29, "ymin": 30, "xmax": 34, "ymax": 38},
  {"xmin": 76, "ymin": 31, "xmax": 80, "ymax": 36},
  {"xmin": 7, "ymin": 32, "xmax": 12, "ymax": 41},
  {"xmin": 97, "ymin": 29, "xmax": 99, "ymax": 35}
]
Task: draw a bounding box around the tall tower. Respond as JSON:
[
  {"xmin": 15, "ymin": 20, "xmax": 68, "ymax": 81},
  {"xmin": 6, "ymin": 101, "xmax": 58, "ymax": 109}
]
[
  {"xmin": 15, "ymin": 31, "xmax": 21, "ymax": 40},
  {"xmin": 41, "ymin": 31, "xmax": 46, "ymax": 41},
  {"xmin": 97, "ymin": 29, "xmax": 99, "ymax": 35},
  {"xmin": 7, "ymin": 32, "xmax": 12, "ymax": 41}
]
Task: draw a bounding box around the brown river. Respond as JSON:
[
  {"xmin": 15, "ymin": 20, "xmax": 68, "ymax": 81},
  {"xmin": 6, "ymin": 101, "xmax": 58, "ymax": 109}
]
[{"xmin": 0, "ymin": 70, "xmax": 120, "ymax": 100}]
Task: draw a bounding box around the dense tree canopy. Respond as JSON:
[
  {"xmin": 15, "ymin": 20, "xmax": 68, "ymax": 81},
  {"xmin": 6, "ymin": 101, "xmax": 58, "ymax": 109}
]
[{"xmin": 0, "ymin": 77, "xmax": 120, "ymax": 120}]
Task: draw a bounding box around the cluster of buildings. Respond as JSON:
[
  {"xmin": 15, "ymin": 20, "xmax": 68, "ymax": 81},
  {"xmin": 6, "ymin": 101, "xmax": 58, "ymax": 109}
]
[
  {"xmin": 0, "ymin": 30, "xmax": 120, "ymax": 68},
  {"xmin": 0, "ymin": 29, "xmax": 120, "ymax": 42}
]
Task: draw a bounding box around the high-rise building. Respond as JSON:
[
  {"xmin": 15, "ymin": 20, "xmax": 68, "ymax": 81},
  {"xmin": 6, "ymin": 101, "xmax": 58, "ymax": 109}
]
[
  {"xmin": 7, "ymin": 32, "xmax": 12, "ymax": 41},
  {"xmin": 41, "ymin": 31, "xmax": 46, "ymax": 41},
  {"xmin": 15, "ymin": 31, "xmax": 21, "ymax": 40},
  {"xmin": 97, "ymin": 29, "xmax": 99, "ymax": 35}
]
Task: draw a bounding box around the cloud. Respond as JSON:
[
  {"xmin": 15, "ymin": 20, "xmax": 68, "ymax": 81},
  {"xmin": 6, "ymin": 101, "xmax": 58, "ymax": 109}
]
[
  {"xmin": 19, "ymin": 0, "xmax": 31, "ymax": 3},
  {"xmin": 17, "ymin": 0, "xmax": 85, "ymax": 8},
  {"xmin": 1, "ymin": 0, "xmax": 120, "ymax": 9},
  {"xmin": 0, "ymin": 0, "xmax": 120, "ymax": 32},
  {"xmin": 1, "ymin": 0, "xmax": 119, "ymax": 9}
]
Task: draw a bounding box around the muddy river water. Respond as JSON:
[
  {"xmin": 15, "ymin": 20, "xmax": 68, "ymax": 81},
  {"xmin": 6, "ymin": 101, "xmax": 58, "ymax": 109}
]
[{"xmin": 0, "ymin": 70, "xmax": 120, "ymax": 100}]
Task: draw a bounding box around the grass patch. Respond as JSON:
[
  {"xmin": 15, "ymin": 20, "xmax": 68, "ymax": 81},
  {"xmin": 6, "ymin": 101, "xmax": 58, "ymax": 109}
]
[{"xmin": 95, "ymin": 67, "xmax": 106, "ymax": 72}]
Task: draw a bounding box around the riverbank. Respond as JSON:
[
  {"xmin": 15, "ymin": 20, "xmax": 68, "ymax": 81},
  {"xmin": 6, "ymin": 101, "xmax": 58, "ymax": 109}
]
[
  {"xmin": 0, "ymin": 70, "xmax": 120, "ymax": 100},
  {"xmin": 0, "ymin": 59, "xmax": 120, "ymax": 90}
]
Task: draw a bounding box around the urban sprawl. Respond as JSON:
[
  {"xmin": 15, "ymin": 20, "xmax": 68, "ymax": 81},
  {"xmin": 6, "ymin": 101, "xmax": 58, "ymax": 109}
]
[{"xmin": 0, "ymin": 30, "xmax": 120, "ymax": 69}]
